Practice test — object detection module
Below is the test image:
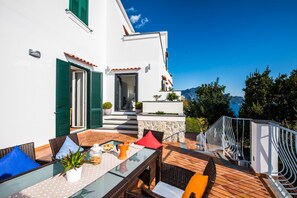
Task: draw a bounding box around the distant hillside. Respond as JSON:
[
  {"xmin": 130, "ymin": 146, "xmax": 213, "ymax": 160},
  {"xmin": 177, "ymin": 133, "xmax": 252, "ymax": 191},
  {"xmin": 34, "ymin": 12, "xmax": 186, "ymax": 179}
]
[
  {"xmin": 181, "ymin": 87, "xmax": 197, "ymax": 101},
  {"xmin": 181, "ymin": 87, "xmax": 243, "ymax": 116}
]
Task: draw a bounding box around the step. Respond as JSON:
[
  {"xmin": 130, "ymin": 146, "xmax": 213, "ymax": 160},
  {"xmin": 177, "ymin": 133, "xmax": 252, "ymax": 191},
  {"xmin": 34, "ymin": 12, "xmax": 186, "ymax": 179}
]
[
  {"xmin": 103, "ymin": 119, "xmax": 138, "ymax": 125},
  {"xmin": 112, "ymin": 111, "xmax": 136, "ymax": 116},
  {"xmin": 92, "ymin": 128, "xmax": 138, "ymax": 134},
  {"xmin": 104, "ymin": 115, "xmax": 137, "ymax": 120},
  {"xmin": 102, "ymin": 124, "xmax": 138, "ymax": 130}
]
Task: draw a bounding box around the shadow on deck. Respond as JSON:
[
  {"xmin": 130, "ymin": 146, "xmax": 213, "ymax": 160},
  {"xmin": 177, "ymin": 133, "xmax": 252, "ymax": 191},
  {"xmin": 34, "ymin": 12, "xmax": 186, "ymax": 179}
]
[{"xmin": 36, "ymin": 131, "xmax": 274, "ymax": 198}]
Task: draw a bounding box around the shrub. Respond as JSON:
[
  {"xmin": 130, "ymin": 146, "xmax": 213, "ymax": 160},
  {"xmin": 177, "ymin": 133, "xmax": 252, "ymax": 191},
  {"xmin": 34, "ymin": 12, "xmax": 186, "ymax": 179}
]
[
  {"xmin": 156, "ymin": 111, "xmax": 165, "ymax": 115},
  {"xmin": 186, "ymin": 117, "xmax": 208, "ymax": 133},
  {"xmin": 166, "ymin": 92, "xmax": 179, "ymax": 101},
  {"xmin": 103, "ymin": 102, "xmax": 112, "ymax": 109},
  {"xmin": 135, "ymin": 102, "xmax": 142, "ymax": 109}
]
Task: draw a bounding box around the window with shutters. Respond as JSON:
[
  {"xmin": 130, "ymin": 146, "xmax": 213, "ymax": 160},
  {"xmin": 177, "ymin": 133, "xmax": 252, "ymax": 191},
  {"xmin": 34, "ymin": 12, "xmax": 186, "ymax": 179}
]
[{"xmin": 69, "ymin": 0, "xmax": 89, "ymax": 25}]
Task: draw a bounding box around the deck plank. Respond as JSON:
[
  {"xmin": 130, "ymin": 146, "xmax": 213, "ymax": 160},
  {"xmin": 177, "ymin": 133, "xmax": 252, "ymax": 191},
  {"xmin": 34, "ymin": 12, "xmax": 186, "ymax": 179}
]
[{"xmin": 35, "ymin": 131, "xmax": 273, "ymax": 197}]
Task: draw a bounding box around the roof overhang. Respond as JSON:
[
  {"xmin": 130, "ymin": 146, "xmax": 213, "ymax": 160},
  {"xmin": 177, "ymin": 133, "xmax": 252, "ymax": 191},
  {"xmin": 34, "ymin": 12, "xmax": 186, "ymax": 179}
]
[
  {"xmin": 111, "ymin": 67, "xmax": 141, "ymax": 72},
  {"xmin": 64, "ymin": 52, "xmax": 97, "ymax": 67},
  {"xmin": 116, "ymin": 0, "xmax": 135, "ymax": 33}
]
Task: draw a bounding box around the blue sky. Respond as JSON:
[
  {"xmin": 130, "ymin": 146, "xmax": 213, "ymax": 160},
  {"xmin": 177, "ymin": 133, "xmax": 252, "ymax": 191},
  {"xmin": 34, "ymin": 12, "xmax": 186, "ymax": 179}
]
[{"xmin": 122, "ymin": 0, "xmax": 297, "ymax": 96}]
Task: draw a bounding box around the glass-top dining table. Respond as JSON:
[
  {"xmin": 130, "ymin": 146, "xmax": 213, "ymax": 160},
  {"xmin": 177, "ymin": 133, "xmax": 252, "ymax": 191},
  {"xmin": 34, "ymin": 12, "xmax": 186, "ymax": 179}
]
[{"xmin": 0, "ymin": 140, "xmax": 161, "ymax": 198}]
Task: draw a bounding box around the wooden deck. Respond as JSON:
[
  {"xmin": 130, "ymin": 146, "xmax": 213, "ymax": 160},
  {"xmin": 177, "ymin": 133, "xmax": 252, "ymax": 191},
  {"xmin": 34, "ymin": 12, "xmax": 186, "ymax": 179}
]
[{"xmin": 36, "ymin": 131, "xmax": 274, "ymax": 197}]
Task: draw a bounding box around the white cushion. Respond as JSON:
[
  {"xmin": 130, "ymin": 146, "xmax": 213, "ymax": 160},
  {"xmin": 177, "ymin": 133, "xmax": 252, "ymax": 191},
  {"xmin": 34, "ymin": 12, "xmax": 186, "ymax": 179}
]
[
  {"xmin": 152, "ymin": 181, "xmax": 184, "ymax": 198},
  {"xmin": 56, "ymin": 136, "xmax": 83, "ymax": 159}
]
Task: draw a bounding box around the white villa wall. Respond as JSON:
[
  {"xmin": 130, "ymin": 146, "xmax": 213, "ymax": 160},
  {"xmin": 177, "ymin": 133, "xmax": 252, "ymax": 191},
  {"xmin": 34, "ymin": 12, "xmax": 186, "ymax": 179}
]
[
  {"xmin": 0, "ymin": 0, "xmax": 108, "ymax": 148},
  {"xmin": 0, "ymin": 0, "xmax": 174, "ymax": 149},
  {"xmin": 142, "ymin": 101, "xmax": 183, "ymax": 114},
  {"xmin": 104, "ymin": 0, "xmax": 172, "ymax": 107}
]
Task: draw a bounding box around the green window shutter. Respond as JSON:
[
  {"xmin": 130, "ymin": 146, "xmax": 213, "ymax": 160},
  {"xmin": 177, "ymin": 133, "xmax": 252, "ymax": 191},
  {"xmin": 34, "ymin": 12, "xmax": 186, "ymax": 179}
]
[
  {"xmin": 56, "ymin": 59, "xmax": 70, "ymax": 137},
  {"xmin": 80, "ymin": 0, "xmax": 88, "ymax": 25},
  {"xmin": 88, "ymin": 71, "xmax": 102, "ymax": 129},
  {"xmin": 69, "ymin": 0, "xmax": 79, "ymax": 17},
  {"xmin": 69, "ymin": 0, "xmax": 88, "ymax": 25}
]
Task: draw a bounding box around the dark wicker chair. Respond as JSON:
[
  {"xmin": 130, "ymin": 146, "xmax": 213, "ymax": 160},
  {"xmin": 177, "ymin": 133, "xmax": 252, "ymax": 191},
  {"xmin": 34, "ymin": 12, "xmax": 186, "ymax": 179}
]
[
  {"xmin": 126, "ymin": 157, "xmax": 216, "ymax": 198},
  {"xmin": 49, "ymin": 133, "xmax": 90, "ymax": 160},
  {"xmin": 0, "ymin": 142, "xmax": 50, "ymax": 182},
  {"xmin": 138, "ymin": 129, "xmax": 165, "ymax": 187},
  {"xmin": 0, "ymin": 142, "xmax": 36, "ymax": 161}
]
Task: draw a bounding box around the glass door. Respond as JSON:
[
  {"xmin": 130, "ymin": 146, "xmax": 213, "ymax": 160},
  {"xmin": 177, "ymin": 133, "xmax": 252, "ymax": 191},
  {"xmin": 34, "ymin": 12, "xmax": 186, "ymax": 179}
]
[
  {"xmin": 115, "ymin": 74, "xmax": 138, "ymax": 112},
  {"xmin": 71, "ymin": 71, "xmax": 86, "ymax": 128}
]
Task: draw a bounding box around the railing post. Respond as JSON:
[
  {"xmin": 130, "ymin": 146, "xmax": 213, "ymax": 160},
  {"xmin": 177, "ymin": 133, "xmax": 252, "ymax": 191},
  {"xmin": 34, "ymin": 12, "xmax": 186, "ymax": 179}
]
[
  {"xmin": 268, "ymin": 124, "xmax": 272, "ymax": 176},
  {"xmin": 241, "ymin": 120, "xmax": 245, "ymax": 160},
  {"xmin": 251, "ymin": 120, "xmax": 277, "ymax": 175},
  {"xmin": 222, "ymin": 116, "xmax": 225, "ymax": 151},
  {"xmin": 268, "ymin": 123, "xmax": 279, "ymax": 177}
]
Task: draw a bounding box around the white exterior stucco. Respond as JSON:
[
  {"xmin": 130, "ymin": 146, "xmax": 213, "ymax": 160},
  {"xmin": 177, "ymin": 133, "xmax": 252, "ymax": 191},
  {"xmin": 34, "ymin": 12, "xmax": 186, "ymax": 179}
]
[
  {"xmin": 142, "ymin": 101, "xmax": 184, "ymax": 114},
  {"xmin": 103, "ymin": 0, "xmax": 172, "ymax": 107},
  {"xmin": 0, "ymin": 0, "xmax": 174, "ymax": 148},
  {"xmin": 251, "ymin": 121, "xmax": 278, "ymax": 176}
]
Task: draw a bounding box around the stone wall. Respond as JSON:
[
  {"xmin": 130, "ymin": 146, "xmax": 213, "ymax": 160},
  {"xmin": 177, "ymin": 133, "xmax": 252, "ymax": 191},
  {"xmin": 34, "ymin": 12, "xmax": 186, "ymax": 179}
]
[{"xmin": 138, "ymin": 118, "xmax": 185, "ymax": 142}]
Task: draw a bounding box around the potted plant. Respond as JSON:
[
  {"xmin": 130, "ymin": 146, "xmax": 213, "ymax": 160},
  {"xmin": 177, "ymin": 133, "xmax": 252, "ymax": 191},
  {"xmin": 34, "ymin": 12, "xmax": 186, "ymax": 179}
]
[
  {"xmin": 166, "ymin": 91, "xmax": 179, "ymax": 101},
  {"xmin": 61, "ymin": 146, "xmax": 87, "ymax": 182},
  {"xmin": 153, "ymin": 95, "xmax": 162, "ymax": 101},
  {"xmin": 135, "ymin": 102, "xmax": 142, "ymax": 114},
  {"xmin": 103, "ymin": 102, "xmax": 112, "ymax": 115}
]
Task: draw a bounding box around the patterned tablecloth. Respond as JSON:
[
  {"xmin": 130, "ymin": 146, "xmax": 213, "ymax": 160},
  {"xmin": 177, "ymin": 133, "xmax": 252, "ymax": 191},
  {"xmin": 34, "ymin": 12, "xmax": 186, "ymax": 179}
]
[{"xmin": 10, "ymin": 144, "xmax": 144, "ymax": 198}]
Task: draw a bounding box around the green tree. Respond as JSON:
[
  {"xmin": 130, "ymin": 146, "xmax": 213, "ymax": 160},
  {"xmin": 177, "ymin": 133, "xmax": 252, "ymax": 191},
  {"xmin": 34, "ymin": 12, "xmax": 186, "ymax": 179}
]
[
  {"xmin": 270, "ymin": 74, "xmax": 289, "ymax": 123},
  {"xmin": 240, "ymin": 68, "xmax": 297, "ymax": 130},
  {"xmin": 195, "ymin": 78, "xmax": 234, "ymax": 124},
  {"xmin": 240, "ymin": 67, "xmax": 273, "ymax": 119},
  {"xmin": 183, "ymin": 100, "xmax": 197, "ymax": 117},
  {"xmin": 286, "ymin": 70, "xmax": 297, "ymax": 130},
  {"xmin": 185, "ymin": 117, "xmax": 208, "ymax": 132}
]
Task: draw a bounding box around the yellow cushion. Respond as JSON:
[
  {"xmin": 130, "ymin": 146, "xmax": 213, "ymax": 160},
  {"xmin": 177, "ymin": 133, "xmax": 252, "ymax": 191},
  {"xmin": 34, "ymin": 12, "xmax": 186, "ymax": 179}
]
[{"xmin": 182, "ymin": 173, "xmax": 208, "ymax": 198}]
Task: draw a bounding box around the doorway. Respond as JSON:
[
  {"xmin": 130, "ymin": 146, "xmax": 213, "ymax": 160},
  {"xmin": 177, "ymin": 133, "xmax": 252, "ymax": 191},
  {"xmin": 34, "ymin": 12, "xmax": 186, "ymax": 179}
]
[
  {"xmin": 70, "ymin": 66, "xmax": 87, "ymax": 132},
  {"xmin": 70, "ymin": 67, "xmax": 87, "ymax": 132},
  {"xmin": 56, "ymin": 58, "xmax": 103, "ymax": 137},
  {"xmin": 115, "ymin": 74, "xmax": 138, "ymax": 112}
]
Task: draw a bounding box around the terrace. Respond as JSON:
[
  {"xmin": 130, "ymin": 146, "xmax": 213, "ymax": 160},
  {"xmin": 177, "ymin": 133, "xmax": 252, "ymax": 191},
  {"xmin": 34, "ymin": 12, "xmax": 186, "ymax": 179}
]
[{"xmin": 35, "ymin": 130, "xmax": 274, "ymax": 197}]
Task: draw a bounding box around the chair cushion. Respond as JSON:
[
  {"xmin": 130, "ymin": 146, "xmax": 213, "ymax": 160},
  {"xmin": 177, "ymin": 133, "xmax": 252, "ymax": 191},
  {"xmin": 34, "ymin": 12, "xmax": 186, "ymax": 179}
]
[
  {"xmin": 136, "ymin": 131, "xmax": 162, "ymax": 149},
  {"xmin": 153, "ymin": 181, "xmax": 184, "ymax": 198},
  {"xmin": 56, "ymin": 136, "xmax": 84, "ymax": 159},
  {"xmin": 182, "ymin": 173, "xmax": 208, "ymax": 198},
  {"xmin": 0, "ymin": 146, "xmax": 40, "ymax": 180}
]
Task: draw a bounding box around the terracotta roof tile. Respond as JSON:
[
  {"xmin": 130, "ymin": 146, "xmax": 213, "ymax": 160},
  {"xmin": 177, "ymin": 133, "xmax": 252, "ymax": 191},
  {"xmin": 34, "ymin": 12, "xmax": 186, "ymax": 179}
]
[
  {"xmin": 111, "ymin": 67, "xmax": 141, "ymax": 71},
  {"xmin": 64, "ymin": 52, "xmax": 97, "ymax": 67}
]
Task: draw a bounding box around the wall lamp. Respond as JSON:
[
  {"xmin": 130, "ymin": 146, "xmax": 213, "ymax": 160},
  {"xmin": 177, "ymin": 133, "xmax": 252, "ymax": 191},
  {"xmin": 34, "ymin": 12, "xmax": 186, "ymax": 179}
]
[
  {"xmin": 105, "ymin": 66, "xmax": 111, "ymax": 74},
  {"xmin": 29, "ymin": 49, "xmax": 41, "ymax": 58},
  {"xmin": 145, "ymin": 64, "xmax": 151, "ymax": 73}
]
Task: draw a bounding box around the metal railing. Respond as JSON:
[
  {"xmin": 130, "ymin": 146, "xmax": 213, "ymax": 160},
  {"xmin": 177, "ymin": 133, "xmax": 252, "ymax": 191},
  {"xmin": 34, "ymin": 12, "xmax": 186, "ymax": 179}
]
[
  {"xmin": 199, "ymin": 116, "xmax": 297, "ymax": 197},
  {"xmin": 202, "ymin": 116, "xmax": 252, "ymax": 162},
  {"xmin": 269, "ymin": 122, "xmax": 297, "ymax": 197}
]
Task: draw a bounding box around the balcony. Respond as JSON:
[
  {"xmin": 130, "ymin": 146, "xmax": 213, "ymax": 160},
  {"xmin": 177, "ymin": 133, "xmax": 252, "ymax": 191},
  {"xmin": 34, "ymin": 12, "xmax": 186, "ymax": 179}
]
[{"xmin": 36, "ymin": 130, "xmax": 274, "ymax": 197}]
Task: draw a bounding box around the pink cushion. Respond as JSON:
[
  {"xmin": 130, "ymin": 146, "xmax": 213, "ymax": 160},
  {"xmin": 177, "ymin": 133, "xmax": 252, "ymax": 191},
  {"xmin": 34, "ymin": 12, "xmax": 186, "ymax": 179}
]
[{"xmin": 136, "ymin": 131, "xmax": 162, "ymax": 149}]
